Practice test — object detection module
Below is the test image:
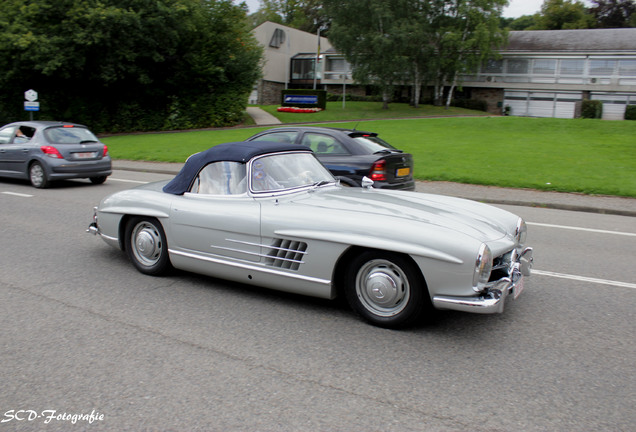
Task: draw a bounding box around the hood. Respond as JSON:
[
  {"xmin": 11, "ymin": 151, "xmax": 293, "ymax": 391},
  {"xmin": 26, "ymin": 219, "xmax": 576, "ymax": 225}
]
[{"xmin": 284, "ymin": 187, "xmax": 517, "ymax": 243}]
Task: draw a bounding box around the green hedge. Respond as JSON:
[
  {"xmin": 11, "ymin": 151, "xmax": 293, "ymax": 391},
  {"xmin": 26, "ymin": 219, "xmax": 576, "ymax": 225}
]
[
  {"xmin": 625, "ymin": 105, "xmax": 636, "ymax": 120},
  {"xmin": 581, "ymin": 99, "xmax": 603, "ymax": 119},
  {"xmin": 326, "ymin": 93, "xmax": 383, "ymax": 102}
]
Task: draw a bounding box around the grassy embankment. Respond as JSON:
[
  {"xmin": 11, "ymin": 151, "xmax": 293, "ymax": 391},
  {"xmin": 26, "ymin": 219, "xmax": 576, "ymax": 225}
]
[{"xmin": 102, "ymin": 102, "xmax": 636, "ymax": 197}]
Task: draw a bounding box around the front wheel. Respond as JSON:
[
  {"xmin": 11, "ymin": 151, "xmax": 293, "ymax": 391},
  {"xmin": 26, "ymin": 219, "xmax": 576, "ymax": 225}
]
[
  {"xmin": 344, "ymin": 251, "xmax": 430, "ymax": 328},
  {"xmin": 125, "ymin": 217, "xmax": 172, "ymax": 276},
  {"xmin": 29, "ymin": 162, "xmax": 49, "ymax": 188}
]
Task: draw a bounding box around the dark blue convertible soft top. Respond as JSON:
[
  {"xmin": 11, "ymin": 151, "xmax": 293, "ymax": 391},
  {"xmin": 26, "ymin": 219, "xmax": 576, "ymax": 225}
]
[{"xmin": 163, "ymin": 141, "xmax": 305, "ymax": 195}]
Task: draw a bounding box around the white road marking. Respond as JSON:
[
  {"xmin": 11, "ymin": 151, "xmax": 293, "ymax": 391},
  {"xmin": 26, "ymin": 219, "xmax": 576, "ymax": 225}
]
[
  {"xmin": 107, "ymin": 178, "xmax": 148, "ymax": 184},
  {"xmin": 2, "ymin": 191, "xmax": 33, "ymax": 197},
  {"xmin": 534, "ymin": 269, "xmax": 636, "ymax": 289},
  {"xmin": 527, "ymin": 222, "xmax": 636, "ymax": 237}
]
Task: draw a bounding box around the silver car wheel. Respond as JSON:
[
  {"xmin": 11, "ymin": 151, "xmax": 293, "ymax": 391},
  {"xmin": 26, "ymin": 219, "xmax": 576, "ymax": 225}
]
[
  {"xmin": 131, "ymin": 221, "xmax": 164, "ymax": 267},
  {"xmin": 29, "ymin": 162, "xmax": 47, "ymax": 188},
  {"xmin": 355, "ymin": 259, "xmax": 410, "ymax": 317}
]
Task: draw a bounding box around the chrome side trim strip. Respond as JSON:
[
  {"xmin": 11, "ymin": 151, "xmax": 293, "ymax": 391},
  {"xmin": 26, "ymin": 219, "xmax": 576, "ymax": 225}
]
[
  {"xmin": 207, "ymin": 243, "xmax": 306, "ymax": 264},
  {"xmin": 227, "ymin": 238, "xmax": 308, "ymax": 255},
  {"xmin": 169, "ymin": 249, "xmax": 330, "ymax": 285}
]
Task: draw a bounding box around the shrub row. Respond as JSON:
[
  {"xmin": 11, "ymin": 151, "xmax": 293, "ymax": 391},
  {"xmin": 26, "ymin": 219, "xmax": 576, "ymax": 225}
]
[{"xmin": 581, "ymin": 99, "xmax": 603, "ymax": 119}]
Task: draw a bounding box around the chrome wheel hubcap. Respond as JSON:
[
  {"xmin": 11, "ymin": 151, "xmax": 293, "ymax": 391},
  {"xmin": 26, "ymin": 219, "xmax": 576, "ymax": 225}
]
[
  {"xmin": 132, "ymin": 222, "xmax": 162, "ymax": 266},
  {"xmin": 356, "ymin": 259, "xmax": 410, "ymax": 317}
]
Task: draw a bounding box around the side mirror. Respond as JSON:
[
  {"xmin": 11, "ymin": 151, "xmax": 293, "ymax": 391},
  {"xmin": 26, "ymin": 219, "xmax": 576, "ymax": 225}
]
[{"xmin": 361, "ymin": 176, "xmax": 374, "ymax": 189}]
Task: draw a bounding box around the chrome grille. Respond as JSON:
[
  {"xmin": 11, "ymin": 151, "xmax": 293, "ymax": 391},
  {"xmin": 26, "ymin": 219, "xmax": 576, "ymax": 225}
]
[
  {"xmin": 265, "ymin": 239, "xmax": 307, "ymax": 271},
  {"xmin": 490, "ymin": 250, "xmax": 515, "ymax": 281}
]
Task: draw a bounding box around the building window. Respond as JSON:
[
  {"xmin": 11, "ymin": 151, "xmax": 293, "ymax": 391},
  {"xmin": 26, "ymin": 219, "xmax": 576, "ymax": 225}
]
[
  {"xmin": 533, "ymin": 59, "xmax": 556, "ymax": 75},
  {"xmin": 589, "ymin": 59, "xmax": 616, "ymax": 76},
  {"xmin": 327, "ymin": 58, "xmax": 347, "ymax": 72},
  {"xmin": 269, "ymin": 28, "xmax": 286, "ymax": 48},
  {"xmin": 559, "ymin": 59, "xmax": 584, "ymax": 75},
  {"xmin": 618, "ymin": 59, "xmax": 636, "ymax": 77},
  {"xmin": 506, "ymin": 59, "xmax": 529, "ymax": 74},
  {"xmin": 482, "ymin": 59, "xmax": 503, "ymax": 74},
  {"xmin": 292, "ymin": 58, "xmax": 316, "ymax": 80}
]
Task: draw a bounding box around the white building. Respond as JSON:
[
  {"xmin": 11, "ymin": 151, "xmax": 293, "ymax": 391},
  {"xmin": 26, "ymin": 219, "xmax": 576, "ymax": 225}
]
[
  {"xmin": 252, "ymin": 23, "xmax": 636, "ymax": 119},
  {"xmin": 463, "ymin": 28, "xmax": 636, "ymax": 120}
]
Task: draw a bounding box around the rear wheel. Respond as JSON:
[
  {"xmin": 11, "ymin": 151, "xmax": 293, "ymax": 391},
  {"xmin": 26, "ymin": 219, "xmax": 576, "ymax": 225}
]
[
  {"xmin": 29, "ymin": 162, "xmax": 49, "ymax": 188},
  {"xmin": 125, "ymin": 217, "xmax": 171, "ymax": 275},
  {"xmin": 344, "ymin": 250, "xmax": 429, "ymax": 328}
]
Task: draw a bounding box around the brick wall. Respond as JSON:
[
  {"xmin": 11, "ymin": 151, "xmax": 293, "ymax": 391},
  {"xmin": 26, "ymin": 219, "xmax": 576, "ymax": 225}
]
[
  {"xmin": 258, "ymin": 80, "xmax": 286, "ymax": 105},
  {"xmin": 470, "ymin": 88, "xmax": 505, "ymax": 115}
]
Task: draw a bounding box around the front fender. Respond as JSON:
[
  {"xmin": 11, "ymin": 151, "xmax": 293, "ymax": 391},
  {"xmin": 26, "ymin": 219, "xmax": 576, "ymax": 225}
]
[{"xmin": 275, "ymin": 229, "xmax": 463, "ymax": 265}]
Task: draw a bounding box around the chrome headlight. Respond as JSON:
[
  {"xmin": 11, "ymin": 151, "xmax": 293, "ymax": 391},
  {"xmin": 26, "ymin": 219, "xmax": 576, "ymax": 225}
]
[
  {"xmin": 472, "ymin": 243, "xmax": 493, "ymax": 292},
  {"xmin": 515, "ymin": 218, "xmax": 527, "ymax": 247}
]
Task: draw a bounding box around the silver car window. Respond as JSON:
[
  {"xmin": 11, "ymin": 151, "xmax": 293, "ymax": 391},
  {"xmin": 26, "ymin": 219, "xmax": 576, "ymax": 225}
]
[
  {"xmin": 191, "ymin": 161, "xmax": 247, "ymax": 195},
  {"xmin": 0, "ymin": 126, "xmax": 16, "ymax": 144},
  {"xmin": 44, "ymin": 126, "xmax": 99, "ymax": 144},
  {"xmin": 250, "ymin": 152, "xmax": 334, "ymax": 193}
]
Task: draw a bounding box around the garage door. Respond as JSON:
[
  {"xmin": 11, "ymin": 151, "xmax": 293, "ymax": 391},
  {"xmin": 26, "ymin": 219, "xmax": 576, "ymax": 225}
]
[
  {"xmin": 590, "ymin": 93, "xmax": 635, "ymax": 120},
  {"xmin": 504, "ymin": 90, "xmax": 582, "ymax": 118}
]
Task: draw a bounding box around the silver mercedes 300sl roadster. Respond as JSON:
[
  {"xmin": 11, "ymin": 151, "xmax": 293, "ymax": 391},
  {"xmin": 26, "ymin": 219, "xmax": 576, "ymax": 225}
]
[{"xmin": 88, "ymin": 141, "xmax": 533, "ymax": 328}]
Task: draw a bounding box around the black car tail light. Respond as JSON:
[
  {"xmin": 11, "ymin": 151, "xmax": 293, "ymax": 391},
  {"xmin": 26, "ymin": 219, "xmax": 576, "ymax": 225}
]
[{"xmin": 369, "ymin": 160, "xmax": 387, "ymax": 181}]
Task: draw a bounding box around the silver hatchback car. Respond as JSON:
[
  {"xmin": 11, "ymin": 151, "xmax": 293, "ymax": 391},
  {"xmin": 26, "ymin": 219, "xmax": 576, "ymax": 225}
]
[{"xmin": 0, "ymin": 121, "xmax": 112, "ymax": 188}]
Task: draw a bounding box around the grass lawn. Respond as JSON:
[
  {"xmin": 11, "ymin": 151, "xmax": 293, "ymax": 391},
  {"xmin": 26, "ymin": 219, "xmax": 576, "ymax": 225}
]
[{"xmin": 102, "ymin": 103, "xmax": 636, "ymax": 197}]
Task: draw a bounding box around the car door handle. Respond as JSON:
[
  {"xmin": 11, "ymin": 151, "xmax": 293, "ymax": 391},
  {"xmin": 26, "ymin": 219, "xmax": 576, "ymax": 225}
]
[{"xmin": 22, "ymin": 149, "xmax": 30, "ymax": 153}]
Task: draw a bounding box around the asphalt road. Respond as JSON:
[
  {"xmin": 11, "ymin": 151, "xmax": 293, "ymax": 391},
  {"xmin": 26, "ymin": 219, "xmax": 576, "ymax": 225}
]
[{"xmin": 1, "ymin": 171, "xmax": 635, "ymax": 431}]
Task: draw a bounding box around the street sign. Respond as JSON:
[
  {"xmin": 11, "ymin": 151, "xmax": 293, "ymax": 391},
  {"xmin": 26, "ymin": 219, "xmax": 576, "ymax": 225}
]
[
  {"xmin": 24, "ymin": 102, "xmax": 40, "ymax": 111},
  {"xmin": 24, "ymin": 89, "xmax": 38, "ymax": 102},
  {"xmin": 24, "ymin": 89, "xmax": 39, "ymax": 120}
]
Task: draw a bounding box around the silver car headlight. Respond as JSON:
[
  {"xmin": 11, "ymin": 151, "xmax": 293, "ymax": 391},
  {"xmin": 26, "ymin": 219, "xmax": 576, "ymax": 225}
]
[
  {"xmin": 515, "ymin": 218, "xmax": 527, "ymax": 247},
  {"xmin": 472, "ymin": 243, "xmax": 493, "ymax": 292}
]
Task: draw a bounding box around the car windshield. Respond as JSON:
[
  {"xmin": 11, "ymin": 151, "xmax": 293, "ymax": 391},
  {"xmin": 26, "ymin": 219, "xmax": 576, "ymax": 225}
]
[
  {"xmin": 44, "ymin": 126, "xmax": 99, "ymax": 144},
  {"xmin": 351, "ymin": 135, "xmax": 398, "ymax": 153},
  {"xmin": 250, "ymin": 152, "xmax": 335, "ymax": 193}
]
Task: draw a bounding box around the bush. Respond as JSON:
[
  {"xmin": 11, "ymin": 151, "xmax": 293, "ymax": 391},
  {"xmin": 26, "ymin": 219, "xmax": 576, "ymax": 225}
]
[
  {"xmin": 451, "ymin": 99, "xmax": 488, "ymax": 112},
  {"xmin": 625, "ymin": 104, "xmax": 636, "ymax": 120},
  {"xmin": 581, "ymin": 99, "xmax": 603, "ymax": 119},
  {"xmin": 326, "ymin": 93, "xmax": 383, "ymax": 102}
]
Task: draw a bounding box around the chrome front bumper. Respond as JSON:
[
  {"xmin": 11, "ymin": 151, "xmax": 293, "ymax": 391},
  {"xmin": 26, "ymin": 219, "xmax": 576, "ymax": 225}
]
[
  {"xmin": 432, "ymin": 247, "xmax": 533, "ymax": 314},
  {"xmin": 87, "ymin": 207, "xmax": 100, "ymax": 235}
]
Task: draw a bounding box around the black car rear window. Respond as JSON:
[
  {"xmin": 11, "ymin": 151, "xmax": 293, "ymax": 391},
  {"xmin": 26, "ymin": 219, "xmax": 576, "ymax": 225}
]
[
  {"xmin": 351, "ymin": 135, "xmax": 398, "ymax": 153},
  {"xmin": 44, "ymin": 126, "xmax": 98, "ymax": 144}
]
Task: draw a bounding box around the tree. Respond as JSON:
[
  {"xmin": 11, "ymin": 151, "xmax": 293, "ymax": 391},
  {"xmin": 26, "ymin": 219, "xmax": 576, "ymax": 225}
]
[
  {"xmin": 507, "ymin": 14, "xmax": 541, "ymax": 30},
  {"xmin": 533, "ymin": 0, "xmax": 595, "ymax": 29},
  {"xmin": 249, "ymin": 0, "xmax": 327, "ymax": 33},
  {"xmin": 426, "ymin": 0, "xmax": 507, "ymax": 107},
  {"xmin": 324, "ymin": 0, "xmax": 507, "ymax": 109},
  {"xmin": 0, "ymin": 0, "xmax": 262, "ymax": 132},
  {"xmin": 324, "ymin": 0, "xmax": 410, "ymax": 109},
  {"xmin": 590, "ymin": 0, "xmax": 635, "ymax": 28}
]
